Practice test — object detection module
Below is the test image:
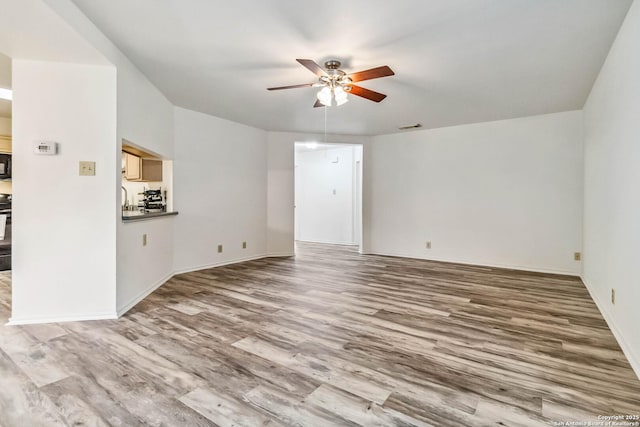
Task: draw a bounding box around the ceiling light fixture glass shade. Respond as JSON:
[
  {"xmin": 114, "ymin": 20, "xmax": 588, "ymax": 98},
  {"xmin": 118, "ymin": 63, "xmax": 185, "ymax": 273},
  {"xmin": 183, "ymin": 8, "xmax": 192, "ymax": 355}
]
[
  {"xmin": 317, "ymin": 86, "xmax": 332, "ymax": 106},
  {"xmin": 334, "ymin": 86, "xmax": 349, "ymax": 106},
  {"xmin": 316, "ymin": 85, "xmax": 349, "ymax": 107}
]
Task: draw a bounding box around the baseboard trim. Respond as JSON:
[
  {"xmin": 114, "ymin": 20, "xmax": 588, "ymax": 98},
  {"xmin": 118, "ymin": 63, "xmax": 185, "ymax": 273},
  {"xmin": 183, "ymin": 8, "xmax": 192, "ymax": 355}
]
[
  {"xmin": 116, "ymin": 272, "xmax": 174, "ymax": 317},
  {"xmin": 173, "ymin": 253, "xmax": 271, "ymax": 276},
  {"xmin": 11, "ymin": 254, "xmax": 300, "ymax": 323},
  {"xmin": 7, "ymin": 312, "xmax": 118, "ymax": 326},
  {"xmin": 297, "ymin": 239, "xmax": 357, "ymax": 246},
  {"xmin": 264, "ymin": 252, "xmax": 295, "ymax": 258},
  {"xmin": 581, "ymin": 275, "xmax": 640, "ymax": 381},
  {"xmin": 120, "ymin": 253, "xmax": 296, "ymax": 315},
  {"xmin": 367, "ymin": 249, "xmax": 579, "ymax": 277}
]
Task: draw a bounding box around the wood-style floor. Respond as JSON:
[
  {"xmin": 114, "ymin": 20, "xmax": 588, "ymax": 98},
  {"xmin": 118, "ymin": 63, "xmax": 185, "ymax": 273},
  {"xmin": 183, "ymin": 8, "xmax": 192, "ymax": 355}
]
[{"xmin": 0, "ymin": 243, "xmax": 639, "ymax": 426}]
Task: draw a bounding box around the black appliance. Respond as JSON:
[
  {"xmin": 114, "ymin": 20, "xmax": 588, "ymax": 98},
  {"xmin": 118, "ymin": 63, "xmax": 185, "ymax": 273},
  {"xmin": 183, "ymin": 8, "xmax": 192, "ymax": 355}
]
[
  {"xmin": 138, "ymin": 189, "xmax": 165, "ymax": 212},
  {"xmin": 0, "ymin": 154, "xmax": 10, "ymax": 180},
  {"xmin": 0, "ymin": 193, "xmax": 11, "ymax": 271}
]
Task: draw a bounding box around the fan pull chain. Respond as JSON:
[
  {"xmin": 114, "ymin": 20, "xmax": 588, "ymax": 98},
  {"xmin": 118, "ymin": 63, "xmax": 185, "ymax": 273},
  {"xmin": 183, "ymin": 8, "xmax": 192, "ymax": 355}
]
[{"xmin": 324, "ymin": 105, "xmax": 327, "ymax": 143}]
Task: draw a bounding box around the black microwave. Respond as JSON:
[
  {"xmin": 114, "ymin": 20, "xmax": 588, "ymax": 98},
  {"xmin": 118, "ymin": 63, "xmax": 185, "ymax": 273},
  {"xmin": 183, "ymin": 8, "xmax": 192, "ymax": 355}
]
[{"xmin": 0, "ymin": 154, "xmax": 11, "ymax": 179}]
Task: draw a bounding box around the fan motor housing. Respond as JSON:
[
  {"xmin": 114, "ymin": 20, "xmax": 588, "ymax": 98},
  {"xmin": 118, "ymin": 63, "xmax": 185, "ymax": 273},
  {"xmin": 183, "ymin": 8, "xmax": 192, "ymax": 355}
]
[
  {"xmin": 324, "ymin": 60, "xmax": 345, "ymax": 77},
  {"xmin": 325, "ymin": 60, "xmax": 341, "ymax": 70}
]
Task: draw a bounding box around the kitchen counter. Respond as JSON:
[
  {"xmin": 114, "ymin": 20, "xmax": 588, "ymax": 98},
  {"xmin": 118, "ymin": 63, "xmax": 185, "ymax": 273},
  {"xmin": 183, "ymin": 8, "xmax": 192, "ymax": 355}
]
[{"xmin": 122, "ymin": 210, "xmax": 178, "ymax": 222}]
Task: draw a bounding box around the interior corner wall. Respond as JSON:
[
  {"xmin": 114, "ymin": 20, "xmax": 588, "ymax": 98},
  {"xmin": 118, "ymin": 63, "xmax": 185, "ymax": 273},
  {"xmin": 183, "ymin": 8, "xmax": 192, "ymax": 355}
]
[
  {"xmin": 172, "ymin": 107, "xmax": 268, "ymax": 274},
  {"xmin": 368, "ymin": 111, "xmax": 584, "ymax": 275},
  {"xmin": 10, "ymin": 59, "xmax": 117, "ymax": 323},
  {"xmin": 582, "ymin": 0, "xmax": 640, "ymax": 378}
]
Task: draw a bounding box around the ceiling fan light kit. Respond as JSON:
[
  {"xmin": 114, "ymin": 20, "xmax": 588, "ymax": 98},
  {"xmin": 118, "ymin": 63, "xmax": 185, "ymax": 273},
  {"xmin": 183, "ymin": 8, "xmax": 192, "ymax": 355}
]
[
  {"xmin": 316, "ymin": 86, "xmax": 332, "ymax": 106},
  {"xmin": 268, "ymin": 59, "xmax": 394, "ymax": 108},
  {"xmin": 334, "ymin": 86, "xmax": 349, "ymax": 106},
  {"xmin": 316, "ymin": 85, "xmax": 349, "ymax": 107}
]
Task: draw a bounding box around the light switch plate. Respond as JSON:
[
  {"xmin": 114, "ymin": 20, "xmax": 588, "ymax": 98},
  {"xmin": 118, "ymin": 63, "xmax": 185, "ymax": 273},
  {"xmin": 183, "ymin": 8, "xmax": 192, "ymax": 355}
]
[{"xmin": 79, "ymin": 161, "xmax": 96, "ymax": 176}]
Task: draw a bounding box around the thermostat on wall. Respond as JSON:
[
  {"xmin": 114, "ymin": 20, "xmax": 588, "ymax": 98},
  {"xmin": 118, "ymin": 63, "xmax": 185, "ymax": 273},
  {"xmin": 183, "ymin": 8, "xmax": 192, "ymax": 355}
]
[{"xmin": 34, "ymin": 141, "xmax": 58, "ymax": 155}]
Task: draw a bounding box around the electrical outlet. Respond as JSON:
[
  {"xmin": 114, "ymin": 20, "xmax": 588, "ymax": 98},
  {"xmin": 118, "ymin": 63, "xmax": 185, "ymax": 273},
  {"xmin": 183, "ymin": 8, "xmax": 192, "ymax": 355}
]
[
  {"xmin": 79, "ymin": 161, "xmax": 96, "ymax": 176},
  {"xmin": 611, "ymin": 288, "xmax": 615, "ymax": 304},
  {"xmin": 574, "ymin": 252, "xmax": 581, "ymax": 261},
  {"xmin": 218, "ymin": 244, "xmax": 223, "ymax": 253},
  {"xmin": 142, "ymin": 234, "xmax": 147, "ymax": 246},
  {"xmin": 242, "ymin": 241, "xmax": 247, "ymax": 249},
  {"xmin": 426, "ymin": 241, "xmax": 431, "ymax": 249}
]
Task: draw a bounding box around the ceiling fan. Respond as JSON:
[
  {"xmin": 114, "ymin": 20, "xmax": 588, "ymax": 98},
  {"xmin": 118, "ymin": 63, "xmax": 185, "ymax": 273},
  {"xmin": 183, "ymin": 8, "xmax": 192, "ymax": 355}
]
[{"xmin": 267, "ymin": 59, "xmax": 394, "ymax": 107}]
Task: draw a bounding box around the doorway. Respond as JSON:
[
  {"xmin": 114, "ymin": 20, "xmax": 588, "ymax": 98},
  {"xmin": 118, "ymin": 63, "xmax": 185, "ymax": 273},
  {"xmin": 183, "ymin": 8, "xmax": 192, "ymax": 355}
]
[
  {"xmin": 0, "ymin": 52, "xmax": 12, "ymax": 272},
  {"xmin": 294, "ymin": 142, "xmax": 363, "ymax": 251}
]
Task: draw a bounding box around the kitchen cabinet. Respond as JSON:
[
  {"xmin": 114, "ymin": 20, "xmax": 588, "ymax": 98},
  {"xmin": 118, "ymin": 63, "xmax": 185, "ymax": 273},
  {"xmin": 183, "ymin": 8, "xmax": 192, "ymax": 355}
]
[
  {"xmin": 123, "ymin": 152, "xmax": 162, "ymax": 182},
  {"xmin": 0, "ymin": 136, "xmax": 11, "ymax": 154},
  {"xmin": 123, "ymin": 152, "xmax": 141, "ymax": 180},
  {"xmin": 140, "ymin": 158, "xmax": 163, "ymax": 182}
]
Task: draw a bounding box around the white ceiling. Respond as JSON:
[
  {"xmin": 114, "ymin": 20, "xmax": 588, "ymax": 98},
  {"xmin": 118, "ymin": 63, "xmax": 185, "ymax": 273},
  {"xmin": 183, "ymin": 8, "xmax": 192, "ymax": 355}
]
[
  {"xmin": 71, "ymin": 0, "xmax": 632, "ymax": 136},
  {"xmin": 0, "ymin": 0, "xmax": 108, "ymax": 66}
]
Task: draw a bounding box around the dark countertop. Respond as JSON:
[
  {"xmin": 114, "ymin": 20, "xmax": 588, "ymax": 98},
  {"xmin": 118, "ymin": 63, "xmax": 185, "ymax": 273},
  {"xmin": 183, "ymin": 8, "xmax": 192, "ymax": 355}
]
[{"xmin": 122, "ymin": 210, "xmax": 178, "ymax": 222}]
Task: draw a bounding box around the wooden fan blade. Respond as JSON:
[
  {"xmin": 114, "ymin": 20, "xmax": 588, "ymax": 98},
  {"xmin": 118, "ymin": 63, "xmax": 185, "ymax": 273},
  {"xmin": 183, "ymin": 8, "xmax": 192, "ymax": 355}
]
[
  {"xmin": 348, "ymin": 66, "xmax": 394, "ymax": 83},
  {"xmin": 297, "ymin": 59, "xmax": 328, "ymax": 77},
  {"xmin": 313, "ymin": 99, "xmax": 324, "ymax": 108},
  {"xmin": 267, "ymin": 83, "xmax": 314, "ymax": 91},
  {"xmin": 348, "ymin": 85, "xmax": 387, "ymax": 102}
]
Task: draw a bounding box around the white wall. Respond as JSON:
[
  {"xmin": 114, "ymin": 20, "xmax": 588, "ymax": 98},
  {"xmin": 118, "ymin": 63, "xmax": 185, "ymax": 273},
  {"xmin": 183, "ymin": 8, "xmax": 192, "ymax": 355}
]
[
  {"xmin": 368, "ymin": 111, "xmax": 584, "ymax": 275},
  {"xmin": 10, "ymin": 59, "xmax": 117, "ymax": 323},
  {"xmin": 112, "ymin": 39, "xmax": 175, "ymax": 314},
  {"xmin": 295, "ymin": 146, "xmax": 358, "ymax": 245},
  {"xmin": 118, "ymin": 165, "xmax": 173, "ymax": 316},
  {"xmin": 583, "ymin": 0, "xmax": 640, "ymax": 378},
  {"xmin": 0, "ymin": 117, "xmax": 11, "ymax": 135},
  {"xmin": 173, "ymin": 107, "xmax": 268, "ymax": 273},
  {"xmin": 267, "ymin": 133, "xmax": 295, "ymax": 256},
  {"xmin": 39, "ymin": 0, "xmax": 177, "ymax": 314},
  {"xmin": 0, "ymin": 52, "xmax": 11, "ymax": 89}
]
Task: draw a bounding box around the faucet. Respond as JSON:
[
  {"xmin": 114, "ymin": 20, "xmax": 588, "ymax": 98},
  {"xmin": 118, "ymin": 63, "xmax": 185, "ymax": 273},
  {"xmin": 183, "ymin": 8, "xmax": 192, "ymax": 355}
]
[{"xmin": 121, "ymin": 186, "xmax": 129, "ymax": 210}]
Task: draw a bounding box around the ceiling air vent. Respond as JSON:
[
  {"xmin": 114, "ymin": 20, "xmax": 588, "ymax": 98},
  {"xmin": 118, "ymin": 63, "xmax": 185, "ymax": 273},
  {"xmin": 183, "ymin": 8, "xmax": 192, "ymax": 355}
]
[{"xmin": 398, "ymin": 123, "xmax": 422, "ymax": 130}]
